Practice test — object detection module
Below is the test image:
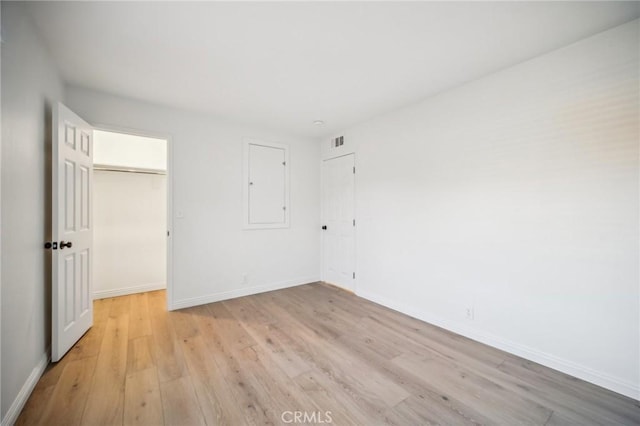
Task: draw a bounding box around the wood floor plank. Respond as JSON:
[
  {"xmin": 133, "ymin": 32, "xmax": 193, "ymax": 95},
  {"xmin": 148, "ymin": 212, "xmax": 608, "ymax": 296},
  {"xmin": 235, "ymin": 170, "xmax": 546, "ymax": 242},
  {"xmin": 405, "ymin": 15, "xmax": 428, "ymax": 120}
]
[
  {"xmin": 236, "ymin": 344, "xmax": 321, "ymax": 423},
  {"xmin": 293, "ymin": 370, "xmax": 372, "ymax": 425},
  {"xmin": 71, "ymin": 313, "xmax": 110, "ymax": 359},
  {"xmin": 222, "ymin": 293, "xmax": 279, "ymax": 326},
  {"xmin": 224, "ymin": 297, "xmax": 312, "ymax": 378},
  {"xmin": 364, "ymin": 305, "xmax": 508, "ymax": 368},
  {"xmin": 333, "ymin": 338, "xmax": 497, "ymax": 425},
  {"xmin": 318, "ymin": 341, "xmax": 411, "ymax": 408},
  {"xmin": 197, "ymin": 302, "xmax": 282, "ymax": 423},
  {"xmin": 346, "ymin": 311, "xmax": 635, "ymax": 425},
  {"xmin": 338, "ymin": 320, "xmax": 405, "ymax": 360},
  {"xmin": 33, "ymin": 298, "xmax": 112, "ymax": 392},
  {"xmin": 178, "ymin": 334, "xmax": 250, "ymax": 426},
  {"xmin": 127, "ymin": 336, "xmax": 155, "ymax": 374},
  {"xmin": 293, "ymin": 367, "xmax": 393, "ymax": 424},
  {"xmin": 159, "ymin": 376, "xmax": 206, "ymax": 426},
  {"xmin": 81, "ymin": 314, "xmax": 129, "ymax": 425},
  {"xmin": 257, "ymin": 295, "xmax": 412, "ymax": 408},
  {"xmin": 14, "ymin": 384, "xmax": 56, "ymax": 426},
  {"xmin": 167, "ymin": 307, "xmax": 200, "ymax": 341},
  {"xmin": 30, "ymin": 354, "xmax": 76, "ymax": 394},
  {"xmin": 148, "ymin": 294, "xmax": 187, "ymax": 383},
  {"xmin": 252, "ymin": 318, "xmax": 405, "ymax": 419},
  {"xmin": 189, "ymin": 309, "xmax": 272, "ymax": 425},
  {"xmin": 545, "ymin": 410, "xmax": 581, "ymax": 426},
  {"xmin": 386, "ymin": 394, "xmax": 482, "ymax": 426},
  {"xmin": 147, "ymin": 290, "xmax": 167, "ymax": 315},
  {"xmin": 270, "ymin": 288, "xmax": 540, "ymax": 423},
  {"xmin": 124, "ymin": 367, "xmax": 164, "ymax": 426},
  {"xmin": 129, "ymin": 292, "xmax": 152, "ymax": 340},
  {"xmin": 37, "ymin": 356, "xmax": 97, "ymax": 426},
  {"xmin": 95, "ymin": 296, "xmax": 114, "ymax": 318},
  {"xmin": 204, "ymin": 301, "xmax": 255, "ymax": 351},
  {"xmin": 110, "ymin": 295, "xmax": 132, "ymax": 318},
  {"xmin": 392, "ymin": 352, "xmax": 553, "ymax": 425},
  {"xmin": 266, "ymin": 290, "xmax": 344, "ymax": 341},
  {"xmin": 15, "ymin": 285, "xmax": 640, "ymax": 426},
  {"xmin": 497, "ymin": 358, "xmax": 640, "ymax": 425}
]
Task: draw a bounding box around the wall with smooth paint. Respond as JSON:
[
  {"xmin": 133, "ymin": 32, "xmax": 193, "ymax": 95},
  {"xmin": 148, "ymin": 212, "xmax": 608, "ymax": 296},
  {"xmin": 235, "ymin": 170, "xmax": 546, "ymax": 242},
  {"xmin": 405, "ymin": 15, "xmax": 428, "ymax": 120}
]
[{"xmin": 343, "ymin": 20, "xmax": 639, "ymax": 398}]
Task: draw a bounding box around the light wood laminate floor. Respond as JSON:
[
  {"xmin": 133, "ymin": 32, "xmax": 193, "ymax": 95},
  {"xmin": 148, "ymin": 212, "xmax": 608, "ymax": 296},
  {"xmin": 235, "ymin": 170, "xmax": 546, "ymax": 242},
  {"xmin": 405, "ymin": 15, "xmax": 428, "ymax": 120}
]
[{"xmin": 16, "ymin": 283, "xmax": 640, "ymax": 425}]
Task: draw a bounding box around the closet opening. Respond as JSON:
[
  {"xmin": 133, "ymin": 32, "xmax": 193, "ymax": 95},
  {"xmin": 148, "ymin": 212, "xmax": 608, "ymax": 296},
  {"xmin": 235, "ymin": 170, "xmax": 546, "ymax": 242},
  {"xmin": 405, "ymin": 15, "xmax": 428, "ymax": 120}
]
[{"xmin": 92, "ymin": 129, "xmax": 168, "ymax": 299}]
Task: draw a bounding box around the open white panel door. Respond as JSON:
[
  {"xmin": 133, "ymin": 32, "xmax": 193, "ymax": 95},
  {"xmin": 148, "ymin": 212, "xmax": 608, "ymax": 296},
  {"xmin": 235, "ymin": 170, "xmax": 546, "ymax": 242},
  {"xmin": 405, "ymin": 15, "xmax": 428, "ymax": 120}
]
[{"xmin": 51, "ymin": 103, "xmax": 93, "ymax": 362}]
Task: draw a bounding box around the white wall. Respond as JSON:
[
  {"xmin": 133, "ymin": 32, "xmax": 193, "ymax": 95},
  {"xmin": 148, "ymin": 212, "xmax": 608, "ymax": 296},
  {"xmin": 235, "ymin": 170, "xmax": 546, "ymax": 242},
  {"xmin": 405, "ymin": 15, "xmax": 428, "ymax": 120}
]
[
  {"xmin": 94, "ymin": 129, "xmax": 167, "ymax": 171},
  {"xmin": 93, "ymin": 170, "xmax": 167, "ymax": 298},
  {"xmin": 1, "ymin": 2, "xmax": 65, "ymax": 422},
  {"xmin": 344, "ymin": 20, "xmax": 639, "ymax": 399},
  {"xmin": 0, "ymin": 3, "xmax": 3, "ymax": 415},
  {"xmin": 66, "ymin": 86, "xmax": 321, "ymax": 309}
]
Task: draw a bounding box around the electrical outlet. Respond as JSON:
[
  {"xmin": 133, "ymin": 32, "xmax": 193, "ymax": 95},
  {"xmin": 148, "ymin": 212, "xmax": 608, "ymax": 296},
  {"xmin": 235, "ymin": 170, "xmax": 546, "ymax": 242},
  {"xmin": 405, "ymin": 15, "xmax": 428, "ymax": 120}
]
[{"xmin": 466, "ymin": 307, "xmax": 474, "ymax": 320}]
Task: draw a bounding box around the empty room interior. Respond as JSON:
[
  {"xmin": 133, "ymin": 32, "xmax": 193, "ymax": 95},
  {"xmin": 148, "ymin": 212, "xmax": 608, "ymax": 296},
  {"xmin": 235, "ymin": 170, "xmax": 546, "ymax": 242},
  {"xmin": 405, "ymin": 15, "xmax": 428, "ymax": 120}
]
[{"xmin": 1, "ymin": 1, "xmax": 639, "ymax": 425}]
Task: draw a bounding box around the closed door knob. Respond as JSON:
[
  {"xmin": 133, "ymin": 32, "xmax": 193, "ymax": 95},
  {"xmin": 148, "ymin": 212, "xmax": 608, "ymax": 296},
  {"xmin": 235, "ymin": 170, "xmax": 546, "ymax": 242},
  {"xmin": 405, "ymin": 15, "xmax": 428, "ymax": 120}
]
[
  {"xmin": 60, "ymin": 241, "xmax": 72, "ymax": 249},
  {"xmin": 322, "ymin": 225, "xmax": 327, "ymax": 230}
]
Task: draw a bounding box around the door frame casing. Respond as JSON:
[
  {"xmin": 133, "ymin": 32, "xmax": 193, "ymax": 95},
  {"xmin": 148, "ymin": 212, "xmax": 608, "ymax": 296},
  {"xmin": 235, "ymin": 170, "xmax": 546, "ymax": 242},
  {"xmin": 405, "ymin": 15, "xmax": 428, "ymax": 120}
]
[
  {"xmin": 91, "ymin": 123, "xmax": 174, "ymax": 311},
  {"xmin": 320, "ymin": 152, "xmax": 356, "ymax": 293}
]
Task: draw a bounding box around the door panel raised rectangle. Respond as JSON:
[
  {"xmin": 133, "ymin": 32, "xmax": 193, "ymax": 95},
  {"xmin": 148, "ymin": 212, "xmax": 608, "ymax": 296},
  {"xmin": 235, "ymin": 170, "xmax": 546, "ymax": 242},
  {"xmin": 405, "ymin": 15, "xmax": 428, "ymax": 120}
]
[
  {"xmin": 64, "ymin": 254, "xmax": 76, "ymax": 329},
  {"xmin": 80, "ymin": 131, "xmax": 90, "ymax": 156},
  {"xmin": 80, "ymin": 249, "xmax": 90, "ymax": 315},
  {"xmin": 65, "ymin": 123, "xmax": 76, "ymax": 149},
  {"xmin": 65, "ymin": 160, "xmax": 76, "ymax": 232},
  {"xmin": 80, "ymin": 166, "xmax": 90, "ymax": 230}
]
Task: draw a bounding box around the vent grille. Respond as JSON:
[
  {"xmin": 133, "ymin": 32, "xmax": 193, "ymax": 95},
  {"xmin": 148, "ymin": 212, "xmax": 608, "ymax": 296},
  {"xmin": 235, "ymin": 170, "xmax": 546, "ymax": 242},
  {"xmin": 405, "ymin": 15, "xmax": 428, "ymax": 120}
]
[{"xmin": 331, "ymin": 136, "xmax": 344, "ymax": 148}]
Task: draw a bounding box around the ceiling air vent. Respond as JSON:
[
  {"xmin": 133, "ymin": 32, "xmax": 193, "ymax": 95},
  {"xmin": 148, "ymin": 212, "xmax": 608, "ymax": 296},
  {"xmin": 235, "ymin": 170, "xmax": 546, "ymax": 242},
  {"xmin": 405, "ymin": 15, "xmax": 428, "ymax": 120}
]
[{"xmin": 331, "ymin": 136, "xmax": 344, "ymax": 148}]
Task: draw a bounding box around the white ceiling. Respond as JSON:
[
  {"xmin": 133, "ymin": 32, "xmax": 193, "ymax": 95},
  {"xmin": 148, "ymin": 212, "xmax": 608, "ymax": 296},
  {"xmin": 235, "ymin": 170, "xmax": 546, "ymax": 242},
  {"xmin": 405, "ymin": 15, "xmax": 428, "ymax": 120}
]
[{"xmin": 27, "ymin": 2, "xmax": 639, "ymax": 139}]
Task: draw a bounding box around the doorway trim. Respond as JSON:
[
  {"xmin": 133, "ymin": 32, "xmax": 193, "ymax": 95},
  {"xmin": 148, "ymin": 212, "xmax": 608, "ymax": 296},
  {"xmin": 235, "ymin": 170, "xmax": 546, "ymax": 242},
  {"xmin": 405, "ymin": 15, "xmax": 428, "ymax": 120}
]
[{"xmin": 91, "ymin": 123, "xmax": 174, "ymax": 311}]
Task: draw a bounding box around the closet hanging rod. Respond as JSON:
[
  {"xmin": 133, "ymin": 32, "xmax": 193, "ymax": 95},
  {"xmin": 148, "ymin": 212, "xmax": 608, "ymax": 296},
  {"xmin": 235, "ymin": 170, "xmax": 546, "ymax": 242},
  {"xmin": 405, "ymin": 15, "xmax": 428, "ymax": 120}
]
[{"xmin": 93, "ymin": 164, "xmax": 167, "ymax": 176}]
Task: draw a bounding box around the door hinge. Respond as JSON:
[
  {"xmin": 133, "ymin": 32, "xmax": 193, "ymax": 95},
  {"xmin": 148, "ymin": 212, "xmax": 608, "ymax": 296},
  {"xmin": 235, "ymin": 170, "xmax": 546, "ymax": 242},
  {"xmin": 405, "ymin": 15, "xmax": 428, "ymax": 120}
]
[
  {"xmin": 353, "ymin": 166, "xmax": 356, "ymax": 174},
  {"xmin": 167, "ymin": 230, "xmax": 170, "ymax": 237},
  {"xmin": 353, "ymin": 272, "xmax": 355, "ymax": 279},
  {"xmin": 283, "ymin": 161, "xmax": 286, "ymax": 166},
  {"xmin": 353, "ymin": 219, "xmax": 355, "ymax": 226}
]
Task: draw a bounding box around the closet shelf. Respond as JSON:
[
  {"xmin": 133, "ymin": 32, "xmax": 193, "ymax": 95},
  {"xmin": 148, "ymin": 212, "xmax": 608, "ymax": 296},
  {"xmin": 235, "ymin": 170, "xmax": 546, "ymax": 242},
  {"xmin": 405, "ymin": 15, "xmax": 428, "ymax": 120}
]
[{"xmin": 94, "ymin": 164, "xmax": 166, "ymax": 175}]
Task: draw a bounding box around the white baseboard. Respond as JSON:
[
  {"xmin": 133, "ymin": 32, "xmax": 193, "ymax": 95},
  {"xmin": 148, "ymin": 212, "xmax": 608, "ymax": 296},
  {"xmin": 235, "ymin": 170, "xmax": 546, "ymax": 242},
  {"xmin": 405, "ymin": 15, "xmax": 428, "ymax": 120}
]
[
  {"xmin": 93, "ymin": 282, "xmax": 166, "ymax": 299},
  {"xmin": 170, "ymin": 275, "xmax": 320, "ymax": 310},
  {"xmin": 356, "ymin": 289, "xmax": 640, "ymax": 401},
  {"xmin": 1, "ymin": 348, "xmax": 49, "ymax": 426}
]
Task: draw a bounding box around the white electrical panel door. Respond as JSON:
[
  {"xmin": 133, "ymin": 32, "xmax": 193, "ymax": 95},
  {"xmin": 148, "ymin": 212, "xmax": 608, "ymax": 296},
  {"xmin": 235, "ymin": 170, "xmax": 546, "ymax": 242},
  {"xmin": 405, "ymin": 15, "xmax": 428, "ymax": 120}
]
[{"xmin": 245, "ymin": 141, "xmax": 289, "ymax": 229}]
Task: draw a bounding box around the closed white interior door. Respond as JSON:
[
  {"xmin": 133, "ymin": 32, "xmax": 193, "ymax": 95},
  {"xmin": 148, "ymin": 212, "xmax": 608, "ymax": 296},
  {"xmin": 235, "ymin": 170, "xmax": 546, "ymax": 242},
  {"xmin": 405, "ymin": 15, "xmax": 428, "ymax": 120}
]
[
  {"xmin": 322, "ymin": 154, "xmax": 355, "ymax": 291},
  {"xmin": 52, "ymin": 103, "xmax": 94, "ymax": 362}
]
